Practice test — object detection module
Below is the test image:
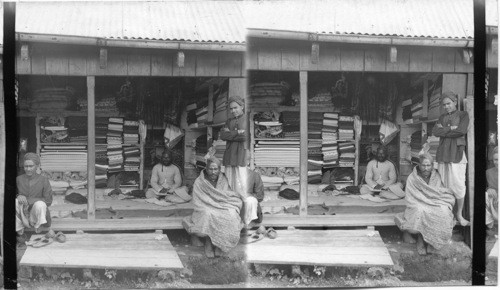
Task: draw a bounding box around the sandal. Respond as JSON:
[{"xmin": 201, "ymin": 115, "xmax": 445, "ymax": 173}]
[
  {"xmin": 240, "ymin": 233, "xmax": 264, "ymax": 244},
  {"xmin": 265, "ymin": 227, "xmax": 278, "ymax": 239},
  {"xmin": 25, "ymin": 237, "xmax": 43, "ymax": 247},
  {"xmin": 55, "ymin": 232, "xmax": 66, "ymax": 243},
  {"xmin": 45, "ymin": 229, "xmax": 56, "ymax": 239},
  {"xmin": 31, "ymin": 237, "xmax": 54, "ymax": 248}
]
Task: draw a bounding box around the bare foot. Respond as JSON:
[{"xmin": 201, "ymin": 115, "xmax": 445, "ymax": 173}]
[
  {"xmin": 204, "ymin": 238, "xmax": 215, "ymax": 258},
  {"xmin": 426, "ymin": 244, "xmax": 438, "ymax": 255},
  {"xmin": 456, "ymin": 216, "xmax": 470, "ymax": 227},
  {"xmin": 403, "ymin": 232, "xmax": 416, "ymax": 244},
  {"xmin": 416, "ymin": 235, "xmax": 427, "ymax": 255},
  {"xmin": 191, "ymin": 235, "xmax": 204, "ymax": 247},
  {"xmin": 214, "ymin": 247, "xmax": 227, "ymax": 257},
  {"xmin": 34, "ymin": 227, "xmax": 42, "ymax": 234}
]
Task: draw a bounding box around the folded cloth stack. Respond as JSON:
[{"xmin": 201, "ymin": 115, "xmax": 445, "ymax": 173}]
[
  {"xmin": 322, "ymin": 112, "xmax": 339, "ymax": 168},
  {"xmin": 196, "ymin": 106, "xmax": 208, "ymax": 128},
  {"xmin": 212, "ymin": 139, "xmax": 226, "ymax": 160},
  {"xmin": 281, "ymin": 111, "xmax": 300, "ymax": 139},
  {"xmin": 338, "ymin": 115, "xmax": 355, "ymax": 140},
  {"xmin": 213, "ymin": 90, "xmax": 228, "ymax": 125},
  {"xmin": 250, "ymin": 82, "xmax": 289, "ymax": 107},
  {"xmin": 338, "ymin": 141, "xmax": 356, "ymax": 167},
  {"xmin": 78, "ymin": 97, "xmax": 119, "ymax": 114},
  {"xmin": 95, "ymin": 117, "xmax": 109, "ymax": 145},
  {"xmin": 107, "ymin": 144, "xmax": 124, "ymax": 173},
  {"xmin": 40, "ymin": 145, "xmax": 87, "ymax": 172},
  {"xmin": 255, "ymin": 121, "xmax": 284, "ymax": 139},
  {"xmin": 123, "ymin": 120, "xmax": 139, "ymax": 145},
  {"xmin": 254, "ymin": 140, "xmax": 300, "ymax": 167},
  {"xmin": 309, "ymin": 92, "xmax": 334, "ymax": 108},
  {"xmin": 124, "ymin": 146, "xmax": 140, "ymax": 171},
  {"xmin": 261, "ymin": 175, "xmax": 284, "ymax": 189},
  {"xmin": 95, "ymin": 144, "xmax": 108, "ymax": 181}
]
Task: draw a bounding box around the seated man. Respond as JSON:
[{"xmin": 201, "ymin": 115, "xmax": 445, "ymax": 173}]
[
  {"xmin": 394, "ymin": 153, "xmax": 456, "ymax": 255},
  {"xmin": 241, "ymin": 168, "xmax": 265, "ymax": 228},
  {"xmin": 16, "ymin": 153, "xmax": 54, "ymax": 244},
  {"xmin": 360, "ymin": 146, "xmax": 405, "ymax": 200},
  {"xmin": 182, "ymin": 157, "xmax": 244, "ymax": 258},
  {"xmin": 146, "ymin": 150, "xmax": 190, "ymax": 203},
  {"xmin": 486, "ymin": 147, "xmax": 498, "ymax": 236}
]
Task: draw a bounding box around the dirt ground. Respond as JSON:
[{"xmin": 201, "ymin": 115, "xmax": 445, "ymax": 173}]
[{"xmin": 16, "ymin": 226, "xmax": 496, "ymax": 289}]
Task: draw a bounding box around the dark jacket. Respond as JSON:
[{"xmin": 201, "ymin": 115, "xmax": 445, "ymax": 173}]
[
  {"xmin": 220, "ymin": 114, "xmax": 248, "ymax": 167},
  {"xmin": 432, "ymin": 110, "xmax": 469, "ymax": 163}
]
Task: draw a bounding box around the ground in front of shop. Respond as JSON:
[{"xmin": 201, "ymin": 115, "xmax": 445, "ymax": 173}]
[{"xmin": 17, "ymin": 227, "xmax": 494, "ymax": 289}]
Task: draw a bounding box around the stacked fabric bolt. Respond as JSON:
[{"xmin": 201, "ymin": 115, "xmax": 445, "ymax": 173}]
[
  {"xmin": 95, "ymin": 144, "xmax": 108, "ymax": 184},
  {"xmin": 123, "ymin": 120, "xmax": 139, "ymax": 145},
  {"xmin": 338, "ymin": 115, "xmax": 355, "ymax": 140},
  {"xmin": 428, "ymin": 80, "xmax": 442, "ymax": 119},
  {"xmin": 107, "ymin": 117, "xmax": 124, "ymax": 145},
  {"xmin": 411, "ymin": 93, "xmax": 423, "ymax": 122},
  {"xmin": 196, "ymin": 106, "xmax": 208, "ymax": 127},
  {"xmin": 309, "ymin": 92, "xmax": 333, "ymax": 108},
  {"xmin": 308, "ymin": 140, "xmax": 323, "ymax": 174},
  {"xmin": 212, "ymin": 139, "xmax": 226, "ymax": 160},
  {"xmin": 261, "ymin": 175, "xmax": 285, "ymax": 189},
  {"xmin": 250, "ymin": 82, "xmax": 287, "ymax": 107},
  {"xmin": 322, "ymin": 113, "xmax": 339, "ymax": 168},
  {"xmin": 95, "ymin": 117, "xmax": 108, "ymax": 145},
  {"xmin": 123, "ymin": 146, "xmax": 140, "ymax": 171},
  {"xmin": 254, "ymin": 140, "xmax": 300, "ymax": 167},
  {"xmin": 281, "ymin": 111, "xmax": 300, "ymax": 139},
  {"xmin": 78, "ymin": 97, "xmax": 119, "ymax": 114},
  {"xmin": 40, "ymin": 145, "xmax": 87, "ymax": 172},
  {"xmin": 308, "ymin": 112, "xmax": 323, "ymax": 140},
  {"xmin": 213, "ymin": 90, "xmax": 228, "ymax": 125},
  {"xmin": 338, "ymin": 141, "xmax": 356, "ymax": 167},
  {"xmin": 107, "ymin": 144, "xmax": 124, "ymax": 173}
]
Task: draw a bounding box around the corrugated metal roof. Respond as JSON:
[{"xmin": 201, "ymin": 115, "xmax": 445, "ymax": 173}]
[
  {"xmin": 486, "ymin": 0, "xmax": 498, "ymax": 26},
  {"xmin": 16, "ymin": 1, "xmax": 245, "ymax": 44},
  {"xmin": 246, "ymin": 0, "xmax": 473, "ymax": 40}
]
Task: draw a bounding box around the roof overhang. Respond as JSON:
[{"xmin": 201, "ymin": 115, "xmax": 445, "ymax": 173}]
[
  {"xmin": 248, "ymin": 29, "xmax": 474, "ymax": 48},
  {"xmin": 16, "ymin": 33, "xmax": 246, "ymax": 52}
]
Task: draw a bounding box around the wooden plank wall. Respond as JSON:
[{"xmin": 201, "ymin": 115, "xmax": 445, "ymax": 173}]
[
  {"xmin": 248, "ymin": 41, "xmax": 474, "ymax": 73},
  {"xmin": 16, "ymin": 44, "xmax": 245, "ymax": 77}
]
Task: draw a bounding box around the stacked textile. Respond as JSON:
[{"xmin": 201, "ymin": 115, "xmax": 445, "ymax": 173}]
[
  {"xmin": 107, "ymin": 118, "xmax": 124, "ymax": 145},
  {"xmin": 322, "ymin": 113, "xmax": 339, "ymax": 168},
  {"xmin": 428, "ymin": 80, "xmax": 442, "ymax": 119},
  {"xmin": 213, "ymin": 90, "xmax": 228, "ymax": 125},
  {"xmin": 78, "ymin": 97, "xmax": 119, "ymax": 114},
  {"xmin": 95, "ymin": 144, "xmax": 108, "ymax": 185},
  {"xmin": 95, "ymin": 118, "xmax": 108, "ymax": 145},
  {"xmin": 426, "ymin": 136, "xmax": 440, "ymax": 159},
  {"xmin": 338, "ymin": 115, "xmax": 355, "ymax": 140},
  {"xmin": 281, "ymin": 111, "xmax": 300, "ymax": 139},
  {"xmin": 254, "ymin": 121, "xmax": 284, "ymax": 139},
  {"xmin": 261, "ymin": 175, "xmax": 284, "ymax": 189},
  {"xmin": 308, "ymin": 111, "xmax": 323, "ymax": 176},
  {"xmin": 40, "ymin": 145, "xmax": 87, "ymax": 172},
  {"xmin": 250, "ymin": 82, "xmax": 288, "ymax": 107},
  {"xmin": 338, "ymin": 141, "xmax": 356, "ymax": 167},
  {"xmin": 107, "ymin": 144, "xmax": 124, "ymax": 173},
  {"xmin": 212, "ymin": 139, "xmax": 227, "ymax": 160},
  {"xmin": 196, "ymin": 106, "xmax": 208, "ymax": 127},
  {"xmin": 255, "ymin": 167, "xmax": 299, "ymax": 186},
  {"xmin": 309, "ymin": 92, "xmax": 333, "ymax": 108},
  {"xmin": 124, "ymin": 146, "xmax": 140, "ymax": 171},
  {"xmin": 254, "ymin": 140, "xmax": 300, "ymax": 167},
  {"xmin": 123, "ymin": 120, "xmax": 139, "ymax": 145}
]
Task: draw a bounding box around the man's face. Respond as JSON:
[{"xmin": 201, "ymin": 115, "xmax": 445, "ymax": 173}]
[
  {"xmin": 419, "ymin": 158, "xmax": 433, "ymax": 178},
  {"xmin": 161, "ymin": 154, "xmax": 172, "ymax": 166},
  {"xmin": 376, "ymin": 149, "xmax": 387, "ymax": 162},
  {"xmin": 24, "ymin": 160, "xmax": 37, "ymax": 176},
  {"xmin": 229, "ymin": 102, "xmax": 244, "ymax": 118},
  {"xmin": 206, "ymin": 162, "xmax": 220, "ymax": 180},
  {"xmin": 442, "ymin": 98, "xmax": 457, "ymax": 114}
]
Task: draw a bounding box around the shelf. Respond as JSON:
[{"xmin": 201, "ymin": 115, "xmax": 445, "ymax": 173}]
[
  {"xmin": 255, "ymin": 138, "xmax": 300, "ymax": 141},
  {"xmin": 41, "ymin": 143, "xmax": 88, "ymax": 146}
]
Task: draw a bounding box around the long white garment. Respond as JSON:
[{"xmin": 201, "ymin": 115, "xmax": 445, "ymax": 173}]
[
  {"xmin": 225, "ymin": 166, "xmax": 248, "ymax": 196},
  {"xmin": 16, "ymin": 199, "xmax": 47, "ymax": 232},
  {"xmin": 437, "ymin": 154, "xmax": 467, "ymax": 199},
  {"xmin": 242, "ymin": 196, "xmax": 259, "ymax": 225}
]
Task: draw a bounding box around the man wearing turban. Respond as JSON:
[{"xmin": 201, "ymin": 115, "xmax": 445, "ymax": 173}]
[{"xmin": 16, "ymin": 152, "xmax": 54, "ymax": 244}]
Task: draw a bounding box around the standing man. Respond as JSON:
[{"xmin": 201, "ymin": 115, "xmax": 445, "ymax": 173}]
[
  {"xmin": 220, "ymin": 96, "xmax": 249, "ymax": 195},
  {"xmin": 432, "ymin": 91, "xmax": 469, "ymax": 226},
  {"xmin": 16, "ymin": 153, "xmax": 53, "ymax": 243}
]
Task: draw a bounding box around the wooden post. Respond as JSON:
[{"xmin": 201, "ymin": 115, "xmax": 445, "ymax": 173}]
[
  {"xmin": 87, "ymin": 76, "xmax": 96, "ymax": 220},
  {"xmin": 0, "ymin": 102, "xmax": 5, "ymax": 258},
  {"xmin": 299, "ymin": 71, "xmax": 308, "ymax": 216},
  {"xmin": 464, "ymin": 96, "xmax": 474, "ymax": 248},
  {"xmin": 249, "ymin": 111, "xmax": 256, "ymax": 170}
]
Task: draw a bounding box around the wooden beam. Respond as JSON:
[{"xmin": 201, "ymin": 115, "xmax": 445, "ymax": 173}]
[
  {"xmin": 299, "ymin": 71, "xmax": 308, "ymax": 216},
  {"xmin": 464, "ymin": 96, "xmax": 474, "ymax": 248},
  {"xmin": 389, "ymin": 46, "xmax": 397, "ymax": 63},
  {"xmin": 87, "ymin": 76, "xmax": 96, "ymax": 220}
]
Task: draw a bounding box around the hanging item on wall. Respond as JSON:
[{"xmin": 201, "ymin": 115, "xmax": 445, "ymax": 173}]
[
  {"xmin": 116, "ymin": 79, "xmax": 137, "ymax": 116},
  {"xmin": 379, "ymin": 119, "xmax": 399, "ymax": 145}
]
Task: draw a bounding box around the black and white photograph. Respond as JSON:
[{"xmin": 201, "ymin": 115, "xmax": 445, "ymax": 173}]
[{"xmin": 1, "ymin": 0, "xmax": 498, "ymax": 288}]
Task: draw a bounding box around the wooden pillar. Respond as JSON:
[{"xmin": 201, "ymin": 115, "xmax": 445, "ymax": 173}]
[
  {"xmin": 87, "ymin": 76, "xmax": 96, "ymax": 220},
  {"xmin": 299, "ymin": 71, "xmax": 308, "ymax": 216},
  {"xmin": 464, "ymin": 96, "xmax": 474, "ymax": 247},
  {"xmin": 0, "ymin": 102, "xmax": 5, "ymax": 257}
]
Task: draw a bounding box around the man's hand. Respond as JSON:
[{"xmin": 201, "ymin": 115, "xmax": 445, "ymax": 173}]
[
  {"xmin": 237, "ymin": 129, "xmax": 245, "ymax": 134},
  {"xmin": 17, "ymin": 195, "xmax": 28, "ymax": 206},
  {"xmin": 159, "ymin": 188, "xmax": 169, "ymax": 194},
  {"xmin": 221, "ymin": 128, "xmax": 230, "ymax": 132},
  {"xmin": 450, "ymin": 126, "xmax": 458, "ymax": 130},
  {"xmin": 374, "ymin": 184, "xmax": 384, "ymax": 190},
  {"xmin": 436, "ymin": 124, "xmax": 443, "ymax": 128}
]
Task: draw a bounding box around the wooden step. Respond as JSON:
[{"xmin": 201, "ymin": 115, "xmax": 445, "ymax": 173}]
[{"xmin": 47, "ymin": 213, "xmax": 397, "ymax": 232}]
